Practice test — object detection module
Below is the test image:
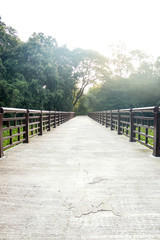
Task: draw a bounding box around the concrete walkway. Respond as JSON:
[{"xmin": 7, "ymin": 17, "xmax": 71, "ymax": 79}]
[{"xmin": 0, "ymin": 116, "xmax": 160, "ymax": 240}]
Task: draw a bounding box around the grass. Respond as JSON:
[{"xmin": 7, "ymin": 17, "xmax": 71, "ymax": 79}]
[
  {"xmin": 2, "ymin": 124, "xmax": 45, "ymax": 149},
  {"xmin": 135, "ymin": 127, "xmax": 154, "ymax": 146},
  {"xmin": 3, "ymin": 127, "xmax": 24, "ymax": 148},
  {"xmin": 2, "ymin": 121, "xmax": 154, "ymax": 152},
  {"xmin": 112, "ymin": 123, "xmax": 154, "ymax": 147}
]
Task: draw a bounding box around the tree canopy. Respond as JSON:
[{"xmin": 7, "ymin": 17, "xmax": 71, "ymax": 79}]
[
  {"xmin": 83, "ymin": 45, "xmax": 160, "ymax": 114},
  {"xmin": 0, "ymin": 18, "xmax": 160, "ymax": 114},
  {"xmin": 0, "ymin": 17, "xmax": 107, "ymax": 111}
]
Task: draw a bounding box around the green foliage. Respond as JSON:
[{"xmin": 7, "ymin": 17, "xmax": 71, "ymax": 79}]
[
  {"xmin": 72, "ymin": 48, "xmax": 109, "ymax": 106},
  {"xmin": 74, "ymin": 96, "xmax": 88, "ymax": 115},
  {"xmin": 85, "ymin": 46, "xmax": 160, "ymax": 112},
  {"xmin": 1, "ymin": 17, "xmax": 160, "ymax": 114},
  {"xmin": 1, "ymin": 17, "xmax": 108, "ymax": 111},
  {"xmin": 0, "ymin": 18, "xmax": 77, "ymax": 111}
]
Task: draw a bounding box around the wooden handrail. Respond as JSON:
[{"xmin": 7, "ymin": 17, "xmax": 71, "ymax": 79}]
[
  {"xmin": 0, "ymin": 107, "xmax": 75, "ymax": 158},
  {"xmin": 0, "ymin": 107, "xmax": 27, "ymax": 113},
  {"xmin": 88, "ymin": 106, "xmax": 160, "ymax": 157}
]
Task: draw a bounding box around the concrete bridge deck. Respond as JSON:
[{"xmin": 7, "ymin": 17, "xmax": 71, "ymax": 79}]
[{"xmin": 0, "ymin": 116, "xmax": 160, "ymax": 240}]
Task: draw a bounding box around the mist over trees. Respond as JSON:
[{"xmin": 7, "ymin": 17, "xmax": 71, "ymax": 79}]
[
  {"xmin": 0, "ymin": 17, "xmax": 160, "ymax": 113},
  {"xmin": 83, "ymin": 45, "xmax": 160, "ymax": 114}
]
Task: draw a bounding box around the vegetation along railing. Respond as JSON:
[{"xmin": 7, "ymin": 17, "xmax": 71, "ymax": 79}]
[
  {"xmin": 0, "ymin": 107, "xmax": 75, "ymax": 158},
  {"xmin": 88, "ymin": 106, "xmax": 160, "ymax": 157}
]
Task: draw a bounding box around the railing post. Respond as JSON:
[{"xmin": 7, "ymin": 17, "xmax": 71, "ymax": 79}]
[
  {"xmin": 98, "ymin": 112, "xmax": 100, "ymax": 123},
  {"xmin": 102, "ymin": 112, "xmax": 104, "ymax": 125},
  {"xmin": 101, "ymin": 112, "xmax": 102, "ymax": 124},
  {"xmin": 117, "ymin": 110, "xmax": 121, "ymax": 135},
  {"xmin": 61, "ymin": 112, "xmax": 63, "ymax": 124},
  {"xmin": 60, "ymin": 112, "xmax": 61, "ymax": 124},
  {"xmin": 58, "ymin": 112, "xmax": 60, "ymax": 126},
  {"xmin": 110, "ymin": 110, "xmax": 113, "ymax": 130},
  {"xmin": 66, "ymin": 113, "xmax": 68, "ymax": 121},
  {"xmin": 24, "ymin": 110, "xmax": 29, "ymax": 143},
  {"xmin": 106, "ymin": 111, "xmax": 108, "ymax": 127},
  {"xmin": 99, "ymin": 112, "xmax": 101, "ymax": 124},
  {"xmin": 63, "ymin": 113, "xmax": 65, "ymax": 123},
  {"xmin": 54, "ymin": 112, "xmax": 56, "ymax": 128},
  {"xmin": 0, "ymin": 113, "xmax": 4, "ymax": 158},
  {"xmin": 129, "ymin": 108, "xmax": 135, "ymax": 142},
  {"xmin": 58, "ymin": 112, "xmax": 61, "ymax": 126},
  {"xmin": 153, "ymin": 107, "xmax": 160, "ymax": 156},
  {"xmin": 48, "ymin": 111, "xmax": 51, "ymax": 131},
  {"xmin": 39, "ymin": 111, "xmax": 43, "ymax": 135},
  {"xmin": 64, "ymin": 113, "xmax": 65, "ymax": 123}
]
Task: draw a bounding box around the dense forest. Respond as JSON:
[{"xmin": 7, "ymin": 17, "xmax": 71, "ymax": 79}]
[
  {"xmin": 83, "ymin": 47, "xmax": 160, "ymax": 114},
  {"xmin": 1, "ymin": 17, "xmax": 160, "ymax": 114}
]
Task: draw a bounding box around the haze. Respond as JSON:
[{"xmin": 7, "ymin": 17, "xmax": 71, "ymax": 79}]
[{"xmin": 1, "ymin": 0, "xmax": 160, "ymax": 57}]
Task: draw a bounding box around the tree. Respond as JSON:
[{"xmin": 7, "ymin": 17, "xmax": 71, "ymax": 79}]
[
  {"xmin": 84, "ymin": 47, "xmax": 160, "ymax": 112},
  {"xmin": 72, "ymin": 48, "xmax": 109, "ymax": 107},
  {"xmin": 0, "ymin": 18, "xmax": 78, "ymax": 111},
  {"xmin": 108, "ymin": 43, "xmax": 134, "ymax": 78}
]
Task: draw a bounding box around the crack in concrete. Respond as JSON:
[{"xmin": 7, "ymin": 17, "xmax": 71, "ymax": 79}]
[
  {"xmin": 74, "ymin": 201, "xmax": 121, "ymax": 218},
  {"xmin": 88, "ymin": 177, "xmax": 107, "ymax": 185},
  {"xmin": 75, "ymin": 207, "xmax": 121, "ymax": 218}
]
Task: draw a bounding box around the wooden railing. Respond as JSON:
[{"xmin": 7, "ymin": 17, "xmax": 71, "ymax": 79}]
[
  {"xmin": 88, "ymin": 106, "xmax": 160, "ymax": 157},
  {"xmin": 0, "ymin": 107, "xmax": 75, "ymax": 158}
]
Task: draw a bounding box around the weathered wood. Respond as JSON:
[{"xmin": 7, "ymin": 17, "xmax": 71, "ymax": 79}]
[
  {"xmin": 105, "ymin": 112, "xmax": 108, "ymax": 127},
  {"xmin": 110, "ymin": 111, "xmax": 113, "ymax": 130},
  {"xmin": 117, "ymin": 110, "xmax": 121, "ymax": 135},
  {"xmin": 0, "ymin": 113, "xmax": 3, "ymax": 158},
  {"xmin": 48, "ymin": 112, "xmax": 51, "ymax": 131},
  {"xmin": 24, "ymin": 112, "xmax": 29, "ymax": 143},
  {"xmin": 129, "ymin": 109, "xmax": 134, "ymax": 142},
  {"xmin": 54, "ymin": 113, "xmax": 57, "ymax": 128},
  {"xmin": 153, "ymin": 109, "xmax": 160, "ymax": 156},
  {"xmin": 39, "ymin": 112, "xmax": 43, "ymax": 136},
  {"xmin": 0, "ymin": 108, "xmax": 75, "ymax": 158},
  {"xmin": 89, "ymin": 106, "xmax": 158, "ymax": 156}
]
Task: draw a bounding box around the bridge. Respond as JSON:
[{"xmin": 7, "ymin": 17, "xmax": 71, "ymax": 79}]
[{"xmin": 0, "ymin": 107, "xmax": 160, "ymax": 239}]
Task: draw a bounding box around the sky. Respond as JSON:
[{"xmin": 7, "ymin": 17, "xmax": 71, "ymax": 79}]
[{"xmin": 1, "ymin": 0, "xmax": 160, "ymax": 57}]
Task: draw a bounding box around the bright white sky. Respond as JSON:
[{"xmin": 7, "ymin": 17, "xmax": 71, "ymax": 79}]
[{"xmin": 1, "ymin": 0, "xmax": 160, "ymax": 57}]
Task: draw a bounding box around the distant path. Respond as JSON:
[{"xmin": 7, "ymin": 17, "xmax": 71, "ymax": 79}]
[{"xmin": 0, "ymin": 116, "xmax": 160, "ymax": 239}]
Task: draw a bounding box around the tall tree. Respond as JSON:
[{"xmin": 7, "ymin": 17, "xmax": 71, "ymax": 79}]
[{"xmin": 72, "ymin": 48, "xmax": 109, "ymax": 107}]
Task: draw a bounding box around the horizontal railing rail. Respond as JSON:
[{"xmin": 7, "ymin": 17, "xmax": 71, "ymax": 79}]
[
  {"xmin": 0, "ymin": 107, "xmax": 75, "ymax": 158},
  {"xmin": 88, "ymin": 106, "xmax": 160, "ymax": 157}
]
